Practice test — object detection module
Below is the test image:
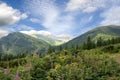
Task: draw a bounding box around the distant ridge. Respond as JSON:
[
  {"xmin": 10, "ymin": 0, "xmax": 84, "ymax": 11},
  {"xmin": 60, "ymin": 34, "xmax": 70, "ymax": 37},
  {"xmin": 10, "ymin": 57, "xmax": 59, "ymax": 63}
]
[{"xmin": 63, "ymin": 25, "xmax": 120, "ymax": 46}]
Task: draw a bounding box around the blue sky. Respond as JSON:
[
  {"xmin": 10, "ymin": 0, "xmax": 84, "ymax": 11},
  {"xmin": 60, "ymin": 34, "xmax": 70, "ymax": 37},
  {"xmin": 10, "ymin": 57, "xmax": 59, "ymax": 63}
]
[{"xmin": 0, "ymin": 0, "xmax": 120, "ymax": 39}]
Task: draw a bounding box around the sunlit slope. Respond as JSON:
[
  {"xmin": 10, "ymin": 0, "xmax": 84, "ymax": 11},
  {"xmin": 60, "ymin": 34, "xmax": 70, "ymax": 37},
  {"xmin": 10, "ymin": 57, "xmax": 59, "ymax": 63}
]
[{"xmin": 32, "ymin": 34, "xmax": 69, "ymax": 46}]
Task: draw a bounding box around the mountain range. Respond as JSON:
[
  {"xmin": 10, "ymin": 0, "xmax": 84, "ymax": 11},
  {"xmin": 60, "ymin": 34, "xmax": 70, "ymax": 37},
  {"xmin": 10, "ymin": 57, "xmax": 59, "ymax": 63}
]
[{"xmin": 0, "ymin": 25, "xmax": 120, "ymax": 55}]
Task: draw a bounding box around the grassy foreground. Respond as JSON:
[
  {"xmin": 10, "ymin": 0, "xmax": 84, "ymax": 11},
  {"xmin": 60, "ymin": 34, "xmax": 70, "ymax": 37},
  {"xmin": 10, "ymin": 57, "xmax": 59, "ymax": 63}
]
[{"xmin": 0, "ymin": 43, "xmax": 120, "ymax": 80}]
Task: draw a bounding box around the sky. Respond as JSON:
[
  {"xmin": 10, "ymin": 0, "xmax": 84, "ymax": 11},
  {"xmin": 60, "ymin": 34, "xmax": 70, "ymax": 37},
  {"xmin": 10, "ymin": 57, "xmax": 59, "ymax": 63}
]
[{"xmin": 0, "ymin": 0, "xmax": 120, "ymax": 39}]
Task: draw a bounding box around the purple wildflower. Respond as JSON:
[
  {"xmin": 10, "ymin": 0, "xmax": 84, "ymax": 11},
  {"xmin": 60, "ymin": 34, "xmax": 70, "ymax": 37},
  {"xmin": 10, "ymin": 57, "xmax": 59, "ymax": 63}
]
[
  {"xmin": 29, "ymin": 63, "xmax": 32, "ymax": 67},
  {"xmin": 80, "ymin": 69, "xmax": 83, "ymax": 73},
  {"xmin": 15, "ymin": 74, "xmax": 20, "ymax": 79}
]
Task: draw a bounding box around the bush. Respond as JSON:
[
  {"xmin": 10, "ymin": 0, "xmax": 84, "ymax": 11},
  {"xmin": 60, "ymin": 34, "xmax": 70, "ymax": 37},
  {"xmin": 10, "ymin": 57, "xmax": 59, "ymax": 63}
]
[{"xmin": 102, "ymin": 45, "xmax": 119, "ymax": 53}]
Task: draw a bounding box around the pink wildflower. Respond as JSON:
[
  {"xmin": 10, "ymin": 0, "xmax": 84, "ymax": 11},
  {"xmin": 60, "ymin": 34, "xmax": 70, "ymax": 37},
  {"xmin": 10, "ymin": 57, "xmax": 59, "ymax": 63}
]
[
  {"xmin": 3, "ymin": 67, "xmax": 9, "ymax": 73},
  {"xmin": 29, "ymin": 63, "xmax": 32, "ymax": 67},
  {"xmin": 15, "ymin": 74, "xmax": 20, "ymax": 79},
  {"xmin": 80, "ymin": 69, "xmax": 83, "ymax": 73},
  {"xmin": 4, "ymin": 68, "xmax": 8, "ymax": 71}
]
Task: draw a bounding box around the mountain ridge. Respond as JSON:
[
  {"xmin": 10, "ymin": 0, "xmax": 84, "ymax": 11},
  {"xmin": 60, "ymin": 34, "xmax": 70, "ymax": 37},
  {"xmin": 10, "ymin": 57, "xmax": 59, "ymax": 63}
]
[
  {"xmin": 0, "ymin": 32, "xmax": 50, "ymax": 55},
  {"xmin": 62, "ymin": 25, "xmax": 120, "ymax": 47}
]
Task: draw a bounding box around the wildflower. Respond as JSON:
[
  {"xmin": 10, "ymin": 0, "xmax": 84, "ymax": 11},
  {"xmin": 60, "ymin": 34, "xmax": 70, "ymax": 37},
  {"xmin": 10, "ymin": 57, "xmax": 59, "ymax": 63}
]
[
  {"xmin": 29, "ymin": 63, "xmax": 32, "ymax": 67},
  {"xmin": 3, "ymin": 67, "xmax": 9, "ymax": 73},
  {"xmin": 80, "ymin": 69, "xmax": 83, "ymax": 73},
  {"xmin": 4, "ymin": 67, "xmax": 8, "ymax": 71},
  {"xmin": 15, "ymin": 74, "xmax": 20, "ymax": 79}
]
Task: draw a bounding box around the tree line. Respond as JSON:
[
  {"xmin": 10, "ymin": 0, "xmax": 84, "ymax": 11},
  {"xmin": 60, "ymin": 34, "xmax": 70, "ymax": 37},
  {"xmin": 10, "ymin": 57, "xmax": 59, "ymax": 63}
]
[
  {"xmin": 48, "ymin": 36, "xmax": 120, "ymax": 53},
  {"xmin": 82, "ymin": 36, "xmax": 120, "ymax": 50}
]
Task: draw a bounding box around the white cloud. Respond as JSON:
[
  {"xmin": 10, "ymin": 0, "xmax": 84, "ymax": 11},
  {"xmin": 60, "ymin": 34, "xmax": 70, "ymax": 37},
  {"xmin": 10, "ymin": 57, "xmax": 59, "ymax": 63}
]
[
  {"xmin": 5, "ymin": 24, "xmax": 34, "ymax": 32},
  {"xmin": 21, "ymin": 30, "xmax": 51, "ymax": 36},
  {"xmin": 20, "ymin": 30, "xmax": 73, "ymax": 40},
  {"xmin": 101, "ymin": 6, "xmax": 120, "ymax": 25},
  {"xmin": 30, "ymin": 18, "xmax": 41, "ymax": 24},
  {"xmin": 0, "ymin": 3, "xmax": 28, "ymax": 26},
  {"xmin": 24, "ymin": 0, "xmax": 120, "ymax": 37},
  {"xmin": 16, "ymin": 25, "xmax": 34, "ymax": 31},
  {"xmin": 25, "ymin": 0, "xmax": 74, "ymax": 34},
  {"xmin": 66, "ymin": 0, "xmax": 106, "ymax": 12},
  {"xmin": 26, "ymin": 0, "xmax": 59, "ymax": 27},
  {"xmin": 66, "ymin": 0, "xmax": 120, "ymax": 13},
  {"xmin": 55, "ymin": 34, "xmax": 73, "ymax": 41},
  {"xmin": 0, "ymin": 29, "xmax": 9, "ymax": 38},
  {"xmin": 83, "ymin": 7, "xmax": 97, "ymax": 13}
]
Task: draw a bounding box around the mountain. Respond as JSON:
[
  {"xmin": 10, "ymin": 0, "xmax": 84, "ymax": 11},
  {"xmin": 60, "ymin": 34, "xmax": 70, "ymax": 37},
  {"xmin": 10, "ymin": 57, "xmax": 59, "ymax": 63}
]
[
  {"xmin": 0, "ymin": 32, "xmax": 50, "ymax": 55},
  {"xmin": 31, "ymin": 34, "xmax": 68, "ymax": 46},
  {"xmin": 63, "ymin": 25, "xmax": 120, "ymax": 46}
]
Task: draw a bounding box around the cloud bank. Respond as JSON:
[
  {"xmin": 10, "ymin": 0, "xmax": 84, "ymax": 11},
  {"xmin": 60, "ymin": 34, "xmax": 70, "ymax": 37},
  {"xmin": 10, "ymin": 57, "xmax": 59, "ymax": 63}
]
[
  {"xmin": 20, "ymin": 30, "xmax": 73, "ymax": 40},
  {"xmin": 25, "ymin": 0, "xmax": 120, "ymax": 36},
  {"xmin": 66, "ymin": 0, "xmax": 120, "ymax": 27},
  {"xmin": 25, "ymin": 0, "xmax": 74, "ymax": 34},
  {"xmin": 66, "ymin": 0, "xmax": 106, "ymax": 12},
  {"xmin": 0, "ymin": 3, "xmax": 27, "ymax": 26},
  {"xmin": 0, "ymin": 29, "xmax": 9, "ymax": 38},
  {"xmin": 101, "ymin": 6, "xmax": 120, "ymax": 25},
  {"xmin": 1, "ymin": 0, "xmax": 120, "ymax": 38}
]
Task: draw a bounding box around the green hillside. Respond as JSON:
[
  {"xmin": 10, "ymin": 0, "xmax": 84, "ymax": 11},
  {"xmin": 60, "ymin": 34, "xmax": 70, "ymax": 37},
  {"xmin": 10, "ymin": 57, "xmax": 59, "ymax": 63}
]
[
  {"xmin": 32, "ymin": 34, "xmax": 65, "ymax": 46},
  {"xmin": 0, "ymin": 32, "xmax": 50, "ymax": 55},
  {"xmin": 64, "ymin": 25, "xmax": 120, "ymax": 46}
]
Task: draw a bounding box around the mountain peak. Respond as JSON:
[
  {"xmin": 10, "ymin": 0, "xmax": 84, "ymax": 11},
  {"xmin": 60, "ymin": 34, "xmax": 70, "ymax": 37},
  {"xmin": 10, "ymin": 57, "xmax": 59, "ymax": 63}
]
[{"xmin": 0, "ymin": 32, "xmax": 50, "ymax": 55}]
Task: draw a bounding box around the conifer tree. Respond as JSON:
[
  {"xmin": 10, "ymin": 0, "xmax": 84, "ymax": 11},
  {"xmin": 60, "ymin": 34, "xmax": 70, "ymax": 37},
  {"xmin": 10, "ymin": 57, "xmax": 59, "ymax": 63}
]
[
  {"xmin": 97, "ymin": 37, "xmax": 103, "ymax": 47},
  {"xmin": 82, "ymin": 42, "xmax": 87, "ymax": 49},
  {"xmin": 86, "ymin": 36, "xmax": 92, "ymax": 50},
  {"xmin": 48, "ymin": 46, "xmax": 55, "ymax": 53}
]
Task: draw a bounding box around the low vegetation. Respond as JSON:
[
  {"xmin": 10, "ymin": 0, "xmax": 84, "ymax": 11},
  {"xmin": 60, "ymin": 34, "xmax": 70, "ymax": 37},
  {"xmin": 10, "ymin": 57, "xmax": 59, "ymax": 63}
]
[{"xmin": 0, "ymin": 37, "xmax": 120, "ymax": 80}]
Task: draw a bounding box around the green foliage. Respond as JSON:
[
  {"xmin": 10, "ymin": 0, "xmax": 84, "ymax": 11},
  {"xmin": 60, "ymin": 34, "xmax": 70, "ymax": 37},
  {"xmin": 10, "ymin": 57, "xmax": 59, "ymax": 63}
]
[
  {"xmin": 82, "ymin": 36, "xmax": 96, "ymax": 50},
  {"xmin": 0, "ymin": 35, "xmax": 120, "ymax": 79},
  {"xmin": 102, "ymin": 45, "xmax": 119, "ymax": 53},
  {"xmin": 0, "ymin": 45, "xmax": 120, "ymax": 80},
  {"xmin": 48, "ymin": 46, "xmax": 55, "ymax": 53},
  {"xmin": 0, "ymin": 72, "xmax": 12, "ymax": 80},
  {"xmin": 30, "ymin": 49, "xmax": 120, "ymax": 80},
  {"xmin": 82, "ymin": 36, "xmax": 120, "ymax": 50}
]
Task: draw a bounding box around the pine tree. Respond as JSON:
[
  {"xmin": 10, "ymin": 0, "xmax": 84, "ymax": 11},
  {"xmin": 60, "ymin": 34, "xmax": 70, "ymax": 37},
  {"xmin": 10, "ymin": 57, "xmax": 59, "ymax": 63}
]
[
  {"xmin": 82, "ymin": 42, "xmax": 87, "ymax": 49},
  {"xmin": 97, "ymin": 37, "xmax": 103, "ymax": 47},
  {"xmin": 111, "ymin": 38, "xmax": 115, "ymax": 44},
  {"xmin": 76, "ymin": 44, "xmax": 79, "ymax": 50},
  {"xmin": 65, "ymin": 45, "xmax": 68, "ymax": 50},
  {"xmin": 48, "ymin": 46, "xmax": 55, "ymax": 53},
  {"xmin": 59, "ymin": 46, "xmax": 63, "ymax": 51},
  {"xmin": 86, "ymin": 36, "xmax": 92, "ymax": 50}
]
